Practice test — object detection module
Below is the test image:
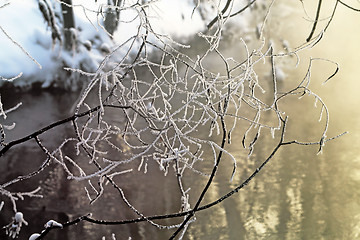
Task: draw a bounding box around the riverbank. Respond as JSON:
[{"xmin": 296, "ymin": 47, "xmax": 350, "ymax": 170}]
[{"xmin": 0, "ymin": 0, "xmax": 253, "ymax": 90}]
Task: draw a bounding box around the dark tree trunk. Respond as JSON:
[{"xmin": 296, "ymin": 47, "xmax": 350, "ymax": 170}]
[
  {"xmin": 61, "ymin": 0, "xmax": 75, "ymax": 50},
  {"xmin": 104, "ymin": 0, "xmax": 122, "ymax": 37}
]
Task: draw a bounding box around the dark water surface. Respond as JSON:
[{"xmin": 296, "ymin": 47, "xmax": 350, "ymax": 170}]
[{"xmin": 1, "ymin": 2, "xmax": 360, "ymax": 240}]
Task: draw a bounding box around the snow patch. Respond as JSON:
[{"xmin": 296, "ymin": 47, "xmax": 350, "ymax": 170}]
[{"xmin": 0, "ymin": 0, "xmax": 250, "ymax": 89}]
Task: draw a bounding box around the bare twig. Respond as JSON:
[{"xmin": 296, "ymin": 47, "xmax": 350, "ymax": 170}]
[{"xmin": 306, "ymin": 0, "xmax": 323, "ymax": 42}]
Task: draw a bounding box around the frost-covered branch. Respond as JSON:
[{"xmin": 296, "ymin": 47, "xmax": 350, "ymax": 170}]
[{"xmin": 0, "ymin": 0, "xmax": 351, "ymax": 239}]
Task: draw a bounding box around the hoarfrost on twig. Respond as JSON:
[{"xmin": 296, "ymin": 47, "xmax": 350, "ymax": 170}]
[
  {"xmin": 29, "ymin": 233, "xmax": 41, "ymax": 240},
  {"xmin": 0, "ymin": 1, "xmax": 347, "ymax": 239},
  {"xmin": 4, "ymin": 212, "xmax": 28, "ymax": 238},
  {"xmin": 45, "ymin": 219, "xmax": 63, "ymax": 228}
]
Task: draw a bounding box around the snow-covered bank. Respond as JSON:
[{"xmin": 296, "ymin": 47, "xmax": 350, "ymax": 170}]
[
  {"xmin": 0, "ymin": 0, "xmax": 113, "ymax": 89},
  {"xmin": 0, "ymin": 0, "xmax": 251, "ymax": 89}
]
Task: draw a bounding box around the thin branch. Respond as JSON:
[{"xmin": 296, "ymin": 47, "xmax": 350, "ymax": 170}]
[
  {"xmin": 169, "ymin": 100, "xmax": 230, "ymax": 239},
  {"xmin": 306, "ymin": 0, "xmax": 323, "ymax": 42},
  {"xmin": 0, "ymin": 104, "xmax": 131, "ymax": 157},
  {"xmin": 0, "ymin": 26, "xmax": 42, "ymax": 69},
  {"xmin": 35, "ymin": 117, "xmax": 289, "ymax": 238},
  {"xmin": 32, "ymin": 116, "xmax": 347, "ymax": 239},
  {"xmin": 206, "ymin": 0, "xmax": 233, "ymax": 29},
  {"xmin": 338, "ymin": 0, "xmax": 360, "ymax": 11}
]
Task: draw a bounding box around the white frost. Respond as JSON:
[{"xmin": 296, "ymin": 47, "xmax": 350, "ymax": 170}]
[
  {"xmin": 14, "ymin": 212, "xmax": 28, "ymax": 225},
  {"xmin": 4, "ymin": 212, "xmax": 28, "ymax": 238},
  {"xmin": 45, "ymin": 219, "xmax": 63, "ymax": 228},
  {"xmin": 29, "ymin": 233, "xmax": 41, "ymax": 240}
]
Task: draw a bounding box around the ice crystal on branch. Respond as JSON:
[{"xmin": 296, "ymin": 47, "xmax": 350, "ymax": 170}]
[
  {"xmin": 0, "ymin": 0, "xmax": 350, "ymax": 239},
  {"xmin": 3, "ymin": 212, "xmax": 28, "ymax": 238}
]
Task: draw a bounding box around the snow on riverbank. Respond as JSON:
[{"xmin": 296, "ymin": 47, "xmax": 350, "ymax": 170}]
[{"xmin": 0, "ymin": 0, "xmax": 250, "ymax": 89}]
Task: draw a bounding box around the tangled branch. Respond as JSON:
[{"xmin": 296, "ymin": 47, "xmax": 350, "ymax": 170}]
[{"xmin": 0, "ymin": 0, "xmax": 354, "ymax": 239}]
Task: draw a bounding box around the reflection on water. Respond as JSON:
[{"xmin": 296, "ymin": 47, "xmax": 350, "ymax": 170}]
[
  {"xmin": 185, "ymin": 0, "xmax": 360, "ymax": 239},
  {"xmin": 1, "ymin": 2, "xmax": 360, "ymax": 240}
]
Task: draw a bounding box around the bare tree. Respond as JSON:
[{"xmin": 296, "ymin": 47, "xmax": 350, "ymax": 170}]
[{"xmin": 1, "ymin": 0, "xmax": 357, "ymax": 239}]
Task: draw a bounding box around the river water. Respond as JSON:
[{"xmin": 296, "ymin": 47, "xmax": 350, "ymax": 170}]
[{"xmin": 1, "ymin": 1, "xmax": 360, "ymax": 239}]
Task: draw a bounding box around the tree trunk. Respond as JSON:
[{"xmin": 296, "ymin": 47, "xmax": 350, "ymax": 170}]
[
  {"xmin": 104, "ymin": 0, "xmax": 122, "ymax": 37},
  {"xmin": 61, "ymin": 0, "xmax": 75, "ymax": 50}
]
